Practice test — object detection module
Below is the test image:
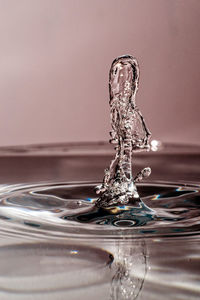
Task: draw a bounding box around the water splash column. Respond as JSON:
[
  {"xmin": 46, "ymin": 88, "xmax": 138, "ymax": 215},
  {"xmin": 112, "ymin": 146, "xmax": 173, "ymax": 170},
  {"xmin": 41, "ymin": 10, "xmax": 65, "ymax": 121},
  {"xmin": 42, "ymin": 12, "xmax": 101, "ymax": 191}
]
[{"xmin": 96, "ymin": 55, "xmax": 151, "ymax": 207}]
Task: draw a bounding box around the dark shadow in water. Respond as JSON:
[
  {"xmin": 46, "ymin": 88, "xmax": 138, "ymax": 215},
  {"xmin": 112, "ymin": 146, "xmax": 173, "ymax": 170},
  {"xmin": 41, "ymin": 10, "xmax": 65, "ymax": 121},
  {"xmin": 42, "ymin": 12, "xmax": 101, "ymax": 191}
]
[{"xmin": 63, "ymin": 198, "xmax": 155, "ymax": 227}]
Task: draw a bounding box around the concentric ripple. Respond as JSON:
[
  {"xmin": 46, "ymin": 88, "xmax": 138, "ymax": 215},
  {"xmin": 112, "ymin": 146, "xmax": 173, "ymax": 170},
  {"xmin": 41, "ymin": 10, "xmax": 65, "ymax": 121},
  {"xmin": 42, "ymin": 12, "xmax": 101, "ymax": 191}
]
[{"xmin": 0, "ymin": 181, "xmax": 199, "ymax": 239}]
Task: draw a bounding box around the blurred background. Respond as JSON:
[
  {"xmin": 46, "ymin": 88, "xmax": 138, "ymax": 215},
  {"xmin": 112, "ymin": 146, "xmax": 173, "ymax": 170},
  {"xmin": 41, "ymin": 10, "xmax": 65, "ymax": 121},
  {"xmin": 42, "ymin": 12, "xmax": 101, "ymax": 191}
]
[{"xmin": 0, "ymin": 0, "xmax": 199, "ymax": 147}]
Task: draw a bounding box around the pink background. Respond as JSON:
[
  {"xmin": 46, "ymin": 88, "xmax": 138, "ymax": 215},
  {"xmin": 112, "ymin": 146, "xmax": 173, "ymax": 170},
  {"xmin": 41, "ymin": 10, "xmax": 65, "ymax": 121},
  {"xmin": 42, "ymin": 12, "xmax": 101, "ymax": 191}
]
[{"xmin": 0, "ymin": 0, "xmax": 199, "ymax": 146}]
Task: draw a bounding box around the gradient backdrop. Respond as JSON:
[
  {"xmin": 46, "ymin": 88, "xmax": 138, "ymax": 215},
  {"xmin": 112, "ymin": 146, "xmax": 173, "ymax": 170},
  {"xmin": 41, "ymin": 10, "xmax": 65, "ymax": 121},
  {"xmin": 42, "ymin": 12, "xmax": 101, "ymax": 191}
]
[{"xmin": 0, "ymin": 0, "xmax": 199, "ymax": 146}]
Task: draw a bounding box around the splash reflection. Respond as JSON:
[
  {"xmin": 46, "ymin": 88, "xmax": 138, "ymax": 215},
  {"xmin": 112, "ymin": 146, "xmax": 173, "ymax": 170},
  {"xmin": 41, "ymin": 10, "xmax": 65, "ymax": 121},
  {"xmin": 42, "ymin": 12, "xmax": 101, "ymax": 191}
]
[{"xmin": 110, "ymin": 240, "xmax": 147, "ymax": 300}]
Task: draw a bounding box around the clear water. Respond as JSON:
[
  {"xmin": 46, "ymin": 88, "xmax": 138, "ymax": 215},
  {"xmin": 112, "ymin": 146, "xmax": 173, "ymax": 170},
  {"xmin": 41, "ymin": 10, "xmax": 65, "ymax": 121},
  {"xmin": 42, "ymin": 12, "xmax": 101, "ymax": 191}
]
[
  {"xmin": 96, "ymin": 55, "xmax": 152, "ymax": 207},
  {"xmin": 0, "ymin": 143, "xmax": 199, "ymax": 300},
  {"xmin": 0, "ymin": 181, "xmax": 199, "ymax": 300},
  {"xmin": 1, "ymin": 181, "xmax": 199, "ymax": 238}
]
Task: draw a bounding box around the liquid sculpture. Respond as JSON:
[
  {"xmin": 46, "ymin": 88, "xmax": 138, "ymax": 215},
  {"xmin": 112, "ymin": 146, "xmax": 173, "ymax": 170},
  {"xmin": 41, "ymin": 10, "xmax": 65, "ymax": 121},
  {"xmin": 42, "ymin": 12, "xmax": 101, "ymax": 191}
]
[{"xmin": 96, "ymin": 55, "xmax": 151, "ymax": 207}]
